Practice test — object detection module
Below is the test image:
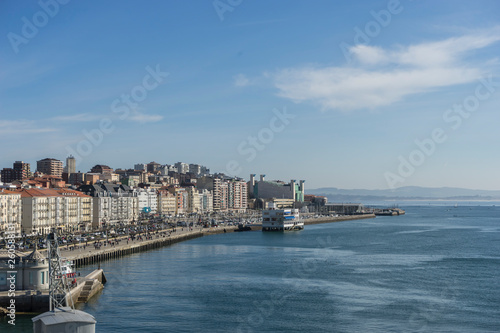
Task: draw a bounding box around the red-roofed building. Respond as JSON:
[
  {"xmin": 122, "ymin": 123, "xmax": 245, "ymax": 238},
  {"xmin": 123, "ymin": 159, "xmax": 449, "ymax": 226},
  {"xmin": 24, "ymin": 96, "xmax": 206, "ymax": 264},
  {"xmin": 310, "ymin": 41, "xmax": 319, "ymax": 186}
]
[
  {"xmin": 0, "ymin": 190, "xmax": 22, "ymax": 237},
  {"xmin": 17, "ymin": 188, "xmax": 93, "ymax": 235}
]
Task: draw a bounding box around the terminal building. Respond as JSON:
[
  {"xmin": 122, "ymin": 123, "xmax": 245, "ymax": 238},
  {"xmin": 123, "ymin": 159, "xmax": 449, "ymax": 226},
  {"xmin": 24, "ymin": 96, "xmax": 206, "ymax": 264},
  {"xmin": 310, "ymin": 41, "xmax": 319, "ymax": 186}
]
[{"xmin": 248, "ymin": 174, "xmax": 305, "ymax": 203}]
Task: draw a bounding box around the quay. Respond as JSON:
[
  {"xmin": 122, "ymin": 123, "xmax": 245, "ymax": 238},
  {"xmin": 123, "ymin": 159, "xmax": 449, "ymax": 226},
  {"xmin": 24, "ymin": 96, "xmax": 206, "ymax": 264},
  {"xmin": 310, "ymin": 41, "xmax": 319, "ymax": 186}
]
[
  {"xmin": 63, "ymin": 225, "xmax": 242, "ymax": 268},
  {"xmin": 0, "ymin": 269, "xmax": 106, "ymax": 313},
  {"xmin": 303, "ymin": 213, "xmax": 376, "ymax": 225}
]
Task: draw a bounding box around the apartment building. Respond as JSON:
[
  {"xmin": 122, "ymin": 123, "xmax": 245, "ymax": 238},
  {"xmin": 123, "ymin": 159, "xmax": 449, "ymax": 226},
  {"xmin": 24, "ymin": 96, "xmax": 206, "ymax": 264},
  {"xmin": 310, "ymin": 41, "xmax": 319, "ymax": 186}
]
[{"xmin": 0, "ymin": 191, "xmax": 22, "ymax": 237}]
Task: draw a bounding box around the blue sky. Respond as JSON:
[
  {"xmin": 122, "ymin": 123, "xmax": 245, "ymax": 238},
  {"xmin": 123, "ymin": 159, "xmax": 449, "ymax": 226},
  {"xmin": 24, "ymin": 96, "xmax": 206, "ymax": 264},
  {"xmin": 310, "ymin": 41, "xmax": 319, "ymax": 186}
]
[{"xmin": 1, "ymin": 0, "xmax": 500, "ymax": 190}]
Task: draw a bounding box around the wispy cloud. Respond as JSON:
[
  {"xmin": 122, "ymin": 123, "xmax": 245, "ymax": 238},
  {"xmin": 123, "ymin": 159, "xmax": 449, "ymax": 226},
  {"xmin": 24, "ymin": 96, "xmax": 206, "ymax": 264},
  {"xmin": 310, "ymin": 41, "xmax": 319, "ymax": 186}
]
[
  {"xmin": 51, "ymin": 113, "xmax": 104, "ymax": 122},
  {"xmin": 127, "ymin": 110, "xmax": 163, "ymax": 123},
  {"xmin": 271, "ymin": 28, "xmax": 500, "ymax": 111},
  {"xmin": 0, "ymin": 119, "xmax": 57, "ymax": 135},
  {"xmin": 234, "ymin": 73, "xmax": 251, "ymax": 87}
]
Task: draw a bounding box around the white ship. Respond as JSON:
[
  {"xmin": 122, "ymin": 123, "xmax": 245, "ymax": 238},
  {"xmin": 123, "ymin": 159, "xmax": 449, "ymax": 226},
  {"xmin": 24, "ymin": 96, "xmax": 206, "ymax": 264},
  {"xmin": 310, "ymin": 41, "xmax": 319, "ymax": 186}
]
[{"xmin": 262, "ymin": 208, "xmax": 304, "ymax": 232}]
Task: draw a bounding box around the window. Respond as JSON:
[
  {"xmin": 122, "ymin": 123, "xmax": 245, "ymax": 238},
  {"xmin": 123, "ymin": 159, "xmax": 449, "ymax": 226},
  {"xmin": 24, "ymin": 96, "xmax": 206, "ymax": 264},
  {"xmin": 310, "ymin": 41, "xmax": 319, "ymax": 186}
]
[
  {"xmin": 29, "ymin": 272, "xmax": 33, "ymax": 284},
  {"xmin": 41, "ymin": 271, "xmax": 44, "ymax": 284}
]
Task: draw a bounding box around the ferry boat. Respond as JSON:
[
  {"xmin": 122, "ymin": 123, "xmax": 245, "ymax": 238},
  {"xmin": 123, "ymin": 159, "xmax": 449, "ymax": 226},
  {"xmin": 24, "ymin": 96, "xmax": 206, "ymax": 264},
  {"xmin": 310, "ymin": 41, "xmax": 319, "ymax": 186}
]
[
  {"xmin": 60, "ymin": 259, "xmax": 77, "ymax": 278},
  {"xmin": 262, "ymin": 208, "xmax": 304, "ymax": 232}
]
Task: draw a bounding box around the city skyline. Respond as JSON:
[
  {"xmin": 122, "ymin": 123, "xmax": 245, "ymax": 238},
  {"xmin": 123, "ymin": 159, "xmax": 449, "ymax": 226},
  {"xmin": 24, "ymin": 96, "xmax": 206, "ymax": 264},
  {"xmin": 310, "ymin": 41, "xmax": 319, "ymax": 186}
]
[{"xmin": 1, "ymin": 1, "xmax": 500, "ymax": 190}]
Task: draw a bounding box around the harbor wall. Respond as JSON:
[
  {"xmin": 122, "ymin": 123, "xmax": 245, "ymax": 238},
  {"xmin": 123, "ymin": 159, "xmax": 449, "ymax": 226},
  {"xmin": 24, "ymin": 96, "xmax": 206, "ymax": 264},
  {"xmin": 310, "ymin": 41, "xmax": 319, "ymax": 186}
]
[
  {"xmin": 70, "ymin": 232, "xmax": 204, "ymax": 268},
  {"xmin": 303, "ymin": 213, "xmax": 376, "ymax": 225}
]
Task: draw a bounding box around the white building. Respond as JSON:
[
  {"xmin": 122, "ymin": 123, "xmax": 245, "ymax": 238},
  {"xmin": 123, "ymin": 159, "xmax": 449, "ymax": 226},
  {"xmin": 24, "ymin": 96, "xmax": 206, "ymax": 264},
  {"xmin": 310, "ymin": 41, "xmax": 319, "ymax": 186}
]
[
  {"xmin": 135, "ymin": 188, "xmax": 158, "ymax": 214},
  {"xmin": 157, "ymin": 190, "xmax": 177, "ymax": 216},
  {"xmin": 77, "ymin": 184, "xmax": 138, "ymax": 228},
  {"xmin": 19, "ymin": 188, "xmax": 93, "ymax": 235},
  {"xmin": 0, "ymin": 247, "xmax": 49, "ymax": 291},
  {"xmin": 175, "ymin": 162, "xmax": 189, "ymax": 174},
  {"xmin": 0, "ymin": 191, "xmax": 22, "ymax": 238}
]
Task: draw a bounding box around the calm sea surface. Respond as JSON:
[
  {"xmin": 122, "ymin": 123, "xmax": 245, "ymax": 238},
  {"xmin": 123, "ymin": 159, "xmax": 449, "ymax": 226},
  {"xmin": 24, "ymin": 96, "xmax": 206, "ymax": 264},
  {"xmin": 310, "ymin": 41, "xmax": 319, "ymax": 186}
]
[{"xmin": 4, "ymin": 205, "xmax": 500, "ymax": 332}]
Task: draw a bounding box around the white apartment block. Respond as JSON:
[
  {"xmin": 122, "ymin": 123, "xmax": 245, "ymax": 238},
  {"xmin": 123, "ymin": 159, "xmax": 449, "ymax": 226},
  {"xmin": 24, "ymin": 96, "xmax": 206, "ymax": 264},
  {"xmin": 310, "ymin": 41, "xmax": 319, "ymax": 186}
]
[
  {"xmin": 135, "ymin": 188, "xmax": 158, "ymax": 214},
  {"xmin": 0, "ymin": 191, "xmax": 22, "ymax": 237},
  {"xmin": 77, "ymin": 184, "xmax": 138, "ymax": 228},
  {"xmin": 157, "ymin": 191, "xmax": 177, "ymax": 216},
  {"xmin": 19, "ymin": 188, "xmax": 93, "ymax": 235}
]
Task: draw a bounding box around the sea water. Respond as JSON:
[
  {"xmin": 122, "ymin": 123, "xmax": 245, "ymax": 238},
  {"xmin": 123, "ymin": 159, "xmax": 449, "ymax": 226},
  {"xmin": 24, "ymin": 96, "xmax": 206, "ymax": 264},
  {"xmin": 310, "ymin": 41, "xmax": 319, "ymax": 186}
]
[{"xmin": 3, "ymin": 205, "xmax": 500, "ymax": 332}]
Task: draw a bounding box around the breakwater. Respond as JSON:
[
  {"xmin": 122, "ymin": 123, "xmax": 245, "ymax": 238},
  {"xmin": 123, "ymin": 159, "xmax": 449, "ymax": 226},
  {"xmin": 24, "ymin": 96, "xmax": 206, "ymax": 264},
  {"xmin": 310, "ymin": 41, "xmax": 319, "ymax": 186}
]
[{"xmin": 303, "ymin": 213, "xmax": 376, "ymax": 225}]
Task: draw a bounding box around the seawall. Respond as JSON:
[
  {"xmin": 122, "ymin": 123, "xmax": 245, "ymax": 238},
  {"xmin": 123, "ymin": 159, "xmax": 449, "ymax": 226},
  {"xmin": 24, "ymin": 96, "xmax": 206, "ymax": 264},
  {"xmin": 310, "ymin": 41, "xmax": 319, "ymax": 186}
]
[
  {"xmin": 69, "ymin": 232, "xmax": 204, "ymax": 268},
  {"xmin": 303, "ymin": 213, "xmax": 376, "ymax": 225}
]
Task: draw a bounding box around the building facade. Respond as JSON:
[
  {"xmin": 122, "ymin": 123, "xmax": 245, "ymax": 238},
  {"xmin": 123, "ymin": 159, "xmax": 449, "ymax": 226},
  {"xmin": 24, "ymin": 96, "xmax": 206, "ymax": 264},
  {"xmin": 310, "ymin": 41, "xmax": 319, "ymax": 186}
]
[
  {"xmin": 249, "ymin": 174, "xmax": 305, "ymax": 202},
  {"xmin": 0, "ymin": 191, "xmax": 22, "ymax": 237},
  {"xmin": 77, "ymin": 184, "xmax": 137, "ymax": 229},
  {"xmin": 19, "ymin": 188, "xmax": 93, "ymax": 235},
  {"xmin": 36, "ymin": 158, "xmax": 63, "ymax": 177}
]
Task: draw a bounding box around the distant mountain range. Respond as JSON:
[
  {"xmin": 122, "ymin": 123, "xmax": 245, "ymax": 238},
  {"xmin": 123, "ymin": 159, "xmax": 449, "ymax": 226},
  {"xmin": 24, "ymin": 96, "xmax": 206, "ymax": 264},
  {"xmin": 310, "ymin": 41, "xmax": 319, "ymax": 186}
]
[{"xmin": 308, "ymin": 186, "xmax": 500, "ymax": 202}]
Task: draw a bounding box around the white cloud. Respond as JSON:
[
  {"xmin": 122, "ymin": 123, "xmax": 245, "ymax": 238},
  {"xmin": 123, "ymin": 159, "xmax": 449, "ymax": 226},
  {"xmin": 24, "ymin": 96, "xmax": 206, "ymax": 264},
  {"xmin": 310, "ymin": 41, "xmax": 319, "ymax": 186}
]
[
  {"xmin": 0, "ymin": 119, "xmax": 57, "ymax": 135},
  {"xmin": 127, "ymin": 110, "xmax": 163, "ymax": 123},
  {"xmin": 51, "ymin": 113, "xmax": 103, "ymax": 122},
  {"xmin": 234, "ymin": 74, "xmax": 251, "ymax": 87},
  {"xmin": 272, "ymin": 28, "xmax": 500, "ymax": 111}
]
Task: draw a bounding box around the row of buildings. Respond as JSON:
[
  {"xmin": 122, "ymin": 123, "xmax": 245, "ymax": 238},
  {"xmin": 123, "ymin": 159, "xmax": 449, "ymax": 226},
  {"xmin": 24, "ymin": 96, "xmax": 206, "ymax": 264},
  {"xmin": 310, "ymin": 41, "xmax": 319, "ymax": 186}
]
[
  {"xmin": 0, "ymin": 177, "xmax": 247, "ymax": 237},
  {"xmin": 1, "ymin": 157, "xmax": 309, "ymax": 238}
]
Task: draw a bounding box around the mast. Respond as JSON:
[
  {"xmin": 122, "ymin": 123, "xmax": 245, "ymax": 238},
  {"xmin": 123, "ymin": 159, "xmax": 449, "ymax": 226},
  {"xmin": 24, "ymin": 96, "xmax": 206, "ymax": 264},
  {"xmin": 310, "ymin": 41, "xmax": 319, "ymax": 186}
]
[{"xmin": 47, "ymin": 229, "xmax": 74, "ymax": 311}]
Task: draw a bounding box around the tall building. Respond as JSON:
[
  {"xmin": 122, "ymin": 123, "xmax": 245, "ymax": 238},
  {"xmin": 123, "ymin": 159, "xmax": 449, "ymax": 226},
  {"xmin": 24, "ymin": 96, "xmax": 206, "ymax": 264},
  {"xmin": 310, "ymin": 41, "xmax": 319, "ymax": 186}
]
[
  {"xmin": 249, "ymin": 174, "xmax": 305, "ymax": 202},
  {"xmin": 66, "ymin": 155, "xmax": 76, "ymax": 174},
  {"xmin": 1, "ymin": 161, "xmax": 31, "ymax": 183},
  {"xmin": 13, "ymin": 161, "xmax": 31, "ymax": 178},
  {"xmin": 36, "ymin": 158, "xmax": 63, "ymax": 177}
]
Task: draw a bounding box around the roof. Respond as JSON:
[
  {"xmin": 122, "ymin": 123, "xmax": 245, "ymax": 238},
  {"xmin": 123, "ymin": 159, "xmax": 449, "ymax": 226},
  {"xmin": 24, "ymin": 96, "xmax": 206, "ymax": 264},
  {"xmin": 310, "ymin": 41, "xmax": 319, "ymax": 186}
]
[
  {"xmin": 0, "ymin": 190, "xmax": 21, "ymax": 196},
  {"xmin": 24, "ymin": 245, "xmax": 46, "ymax": 262},
  {"xmin": 32, "ymin": 307, "xmax": 96, "ymax": 325},
  {"xmin": 16, "ymin": 188, "xmax": 91, "ymax": 198}
]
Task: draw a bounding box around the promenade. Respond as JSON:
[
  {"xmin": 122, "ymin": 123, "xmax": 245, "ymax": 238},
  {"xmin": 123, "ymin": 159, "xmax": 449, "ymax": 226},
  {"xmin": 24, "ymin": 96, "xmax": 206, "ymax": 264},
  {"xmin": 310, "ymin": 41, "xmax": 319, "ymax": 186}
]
[{"xmin": 60, "ymin": 225, "xmax": 239, "ymax": 267}]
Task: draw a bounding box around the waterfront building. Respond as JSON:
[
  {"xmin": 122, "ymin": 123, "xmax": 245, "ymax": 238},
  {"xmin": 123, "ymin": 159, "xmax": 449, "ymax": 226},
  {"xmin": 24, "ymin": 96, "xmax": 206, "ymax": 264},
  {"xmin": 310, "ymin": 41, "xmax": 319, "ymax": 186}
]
[
  {"xmin": 36, "ymin": 158, "xmax": 63, "ymax": 178},
  {"xmin": 198, "ymin": 189, "xmax": 213, "ymax": 213},
  {"xmin": 262, "ymin": 208, "xmax": 303, "ymax": 232},
  {"xmin": 135, "ymin": 188, "xmax": 158, "ymax": 215},
  {"xmin": 0, "ymin": 190, "xmax": 22, "ymax": 238},
  {"xmin": 198, "ymin": 175, "xmax": 247, "ymax": 212},
  {"xmin": 249, "ymin": 174, "xmax": 305, "ymax": 202},
  {"xmin": 318, "ymin": 203, "xmax": 364, "ymax": 215},
  {"xmin": 185, "ymin": 185, "xmax": 200, "ymax": 213},
  {"xmin": 157, "ymin": 190, "xmax": 177, "ymax": 216},
  {"xmin": 0, "ymin": 246, "xmax": 49, "ymax": 291},
  {"xmin": 19, "ymin": 188, "xmax": 93, "ymax": 235},
  {"xmin": 77, "ymin": 184, "xmax": 137, "ymax": 228}
]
